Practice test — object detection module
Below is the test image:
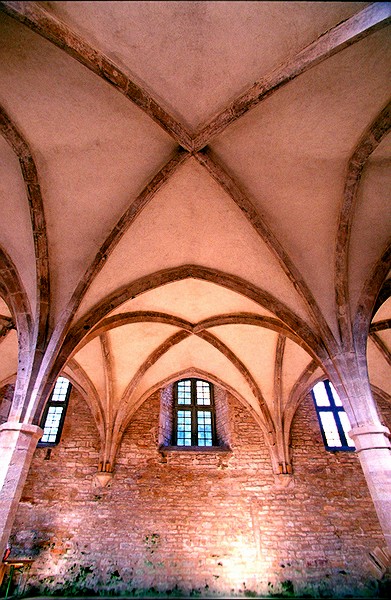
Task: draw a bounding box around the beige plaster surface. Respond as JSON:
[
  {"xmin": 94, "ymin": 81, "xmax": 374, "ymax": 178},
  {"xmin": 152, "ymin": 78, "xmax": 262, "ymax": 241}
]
[
  {"xmin": 350, "ymin": 150, "xmax": 391, "ymax": 315},
  {"xmin": 377, "ymin": 329, "xmax": 391, "ymax": 350},
  {"xmin": 0, "ymin": 11, "xmax": 175, "ymax": 322},
  {"xmin": 76, "ymin": 159, "xmax": 308, "ymax": 323},
  {"xmin": 0, "ymin": 330, "xmax": 17, "ymax": 385},
  {"xmin": 373, "ymin": 297, "xmax": 391, "ymax": 323},
  {"xmin": 71, "ymin": 336, "xmax": 106, "ymax": 402},
  {"xmin": 0, "ymin": 136, "xmax": 36, "ymax": 317},
  {"xmin": 281, "ymin": 338, "xmax": 314, "ymax": 407},
  {"xmin": 0, "ymin": 299, "xmax": 11, "ymax": 317},
  {"xmin": 131, "ymin": 333, "xmax": 259, "ymax": 415},
  {"xmin": 106, "ymin": 322, "xmax": 180, "ymax": 403},
  {"xmin": 0, "ymin": 1, "xmax": 389, "ymax": 464},
  {"xmin": 208, "ymin": 324, "xmax": 278, "ymax": 408},
  {"xmin": 42, "ymin": 1, "xmax": 369, "ymax": 129},
  {"xmin": 109, "ymin": 280, "xmax": 277, "ymax": 322},
  {"xmin": 367, "ymin": 339, "xmax": 391, "ymax": 398},
  {"xmin": 212, "ymin": 27, "xmax": 391, "ymax": 336}
]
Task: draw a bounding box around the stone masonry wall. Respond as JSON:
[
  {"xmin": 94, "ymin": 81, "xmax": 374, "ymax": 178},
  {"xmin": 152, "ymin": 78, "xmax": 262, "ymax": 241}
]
[
  {"xmin": 7, "ymin": 385, "xmax": 388, "ymax": 598},
  {"xmin": 0, "ymin": 384, "xmax": 13, "ymax": 425}
]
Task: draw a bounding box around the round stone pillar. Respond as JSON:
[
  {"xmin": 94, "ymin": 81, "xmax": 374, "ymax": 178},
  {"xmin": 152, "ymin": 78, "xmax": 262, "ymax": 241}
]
[
  {"xmin": 349, "ymin": 424, "xmax": 391, "ymax": 552},
  {"xmin": 0, "ymin": 422, "xmax": 43, "ymax": 558}
]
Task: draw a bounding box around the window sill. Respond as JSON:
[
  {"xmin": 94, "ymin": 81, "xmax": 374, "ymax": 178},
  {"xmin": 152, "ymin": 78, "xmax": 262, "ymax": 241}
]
[
  {"xmin": 37, "ymin": 442, "xmax": 57, "ymax": 447},
  {"xmin": 159, "ymin": 444, "xmax": 231, "ymax": 454}
]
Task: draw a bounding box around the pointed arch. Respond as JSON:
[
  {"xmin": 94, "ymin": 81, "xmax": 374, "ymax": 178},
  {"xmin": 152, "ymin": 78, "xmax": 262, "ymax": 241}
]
[
  {"xmin": 109, "ymin": 367, "xmax": 277, "ymax": 471},
  {"xmin": 0, "ymin": 244, "xmax": 33, "ymax": 419},
  {"xmin": 335, "ymin": 102, "xmax": 391, "ymax": 348},
  {"xmin": 354, "ymin": 241, "xmax": 391, "ymax": 354}
]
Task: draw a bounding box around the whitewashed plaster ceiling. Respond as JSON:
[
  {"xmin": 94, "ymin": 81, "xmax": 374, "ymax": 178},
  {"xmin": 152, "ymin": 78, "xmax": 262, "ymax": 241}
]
[{"xmin": 0, "ymin": 1, "xmax": 390, "ymax": 440}]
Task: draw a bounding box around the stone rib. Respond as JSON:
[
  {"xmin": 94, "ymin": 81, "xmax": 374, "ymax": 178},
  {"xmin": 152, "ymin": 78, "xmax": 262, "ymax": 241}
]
[
  {"xmin": 193, "ymin": 3, "xmax": 391, "ymax": 149},
  {"xmin": 0, "ymin": 105, "xmax": 49, "ymax": 359},
  {"xmin": 0, "ymin": 1, "xmax": 193, "ymax": 150},
  {"xmin": 195, "ymin": 148, "xmax": 337, "ymax": 355},
  {"xmin": 369, "ymin": 332, "xmax": 391, "ymax": 367},
  {"xmin": 28, "ymin": 150, "xmax": 191, "ymax": 424},
  {"xmin": 336, "ymin": 103, "xmax": 391, "ymax": 349},
  {"xmin": 110, "ymin": 330, "xmax": 191, "ymax": 463},
  {"xmin": 196, "ymin": 329, "xmax": 275, "ymax": 436}
]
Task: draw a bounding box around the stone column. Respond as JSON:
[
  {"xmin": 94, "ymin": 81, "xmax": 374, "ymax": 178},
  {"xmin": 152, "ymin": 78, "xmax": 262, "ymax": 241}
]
[
  {"xmin": 0, "ymin": 422, "xmax": 42, "ymax": 558},
  {"xmin": 349, "ymin": 424, "xmax": 391, "ymax": 552},
  {"xmin": 327, "ymin": 355, "xmax": 391, "ymax": 554}
]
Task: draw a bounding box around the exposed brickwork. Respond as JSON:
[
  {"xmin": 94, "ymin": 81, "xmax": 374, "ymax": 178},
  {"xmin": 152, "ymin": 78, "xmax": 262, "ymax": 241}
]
[
  {"xmin": 8, "ymin": 387, "xmax": 386, "ymax": 598},
  {"xmin": 214, "ymin": 384, "xmax": 231, "ymax": 448},
  {"xmin": 0, "ymin": 384, "xmax": 13, "ymax": 425},
  {"xmin": 159, "ymin": 384, "xmax": 174, "ymax": 446},
  {"xmin": 377, "ymin": 395, "xmax": 391, "ymax": 433}
]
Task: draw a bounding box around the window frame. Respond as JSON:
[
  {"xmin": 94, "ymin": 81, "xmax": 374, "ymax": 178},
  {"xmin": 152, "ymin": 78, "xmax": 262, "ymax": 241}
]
[
  {"xmin": 173, "ymin": 378, "xmax": 217, "ymax": 447},
  {"xmin": 38, "ymin": 377, "xmax": 72, "ymax": 447},
  {"xmin": 311, "ymin": 379, "xmax": 355, "ymax": 452}
]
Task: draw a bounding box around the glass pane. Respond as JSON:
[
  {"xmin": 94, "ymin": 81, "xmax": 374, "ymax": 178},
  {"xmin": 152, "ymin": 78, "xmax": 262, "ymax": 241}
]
[
  {"xmin": 177, "ymin": 435, "xmax": 192, "ymax": 446},
  {"xmin": 312, "ymin": 382, "xmax": 330, "ymax": 406},
  {"xmin": 41, "ymin": 406, "xmax": 63, "ymax": 442},
  {"xmin": 329, "ymin": 382, "xmax": 343, "ymax": 406},
  {"xmin": 51, "ymin": 377, "xmax": 70, "ymax": 402},
  {"xmin": 339, "ymin": 412, "xmax": 355, "ymax": 447},
  {"xmin": 177, "ymin": 380, "xmax": 192, "ymax": 404},
  {"xmin": 177, "ymin": 410, "xmax": 192, "ymax": 445},
  {"xmin": 196, "ymin": 380, "xmax": 211, "ymax": 405},
  {"xmin": 319, "ymin": 412, "xmax": 342, "ymax": 447},
  {"xmin": 197, "ymin": 410, "xmax": 212, "ymax": 446}
]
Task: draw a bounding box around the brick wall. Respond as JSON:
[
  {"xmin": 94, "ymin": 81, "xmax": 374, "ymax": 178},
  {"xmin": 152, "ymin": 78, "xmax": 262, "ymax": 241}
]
[
  {"xmin": 0, "ymin": 384, "xmax": 13, "ymax": 424},
  {"xmin": 7, "ymin": 385, "xmax": 388, "ymax": 598}
]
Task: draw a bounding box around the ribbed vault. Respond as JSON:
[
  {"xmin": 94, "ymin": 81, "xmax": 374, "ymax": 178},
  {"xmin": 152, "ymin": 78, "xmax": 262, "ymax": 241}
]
[{"xmin": 0, "ymin": 1, "xmax": 390, "ymax": 478}]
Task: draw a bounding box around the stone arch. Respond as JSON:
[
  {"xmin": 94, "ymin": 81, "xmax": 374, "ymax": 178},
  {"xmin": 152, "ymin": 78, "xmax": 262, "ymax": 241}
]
[{"xmin": 109, "ymin": 367, "xmax": 277, "ymax": 473}]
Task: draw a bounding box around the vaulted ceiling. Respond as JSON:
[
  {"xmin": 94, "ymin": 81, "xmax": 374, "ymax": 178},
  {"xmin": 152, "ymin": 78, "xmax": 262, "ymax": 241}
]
[{"xmin": 0, "ymin": 2, "xmax": 390, "ymax": 463}]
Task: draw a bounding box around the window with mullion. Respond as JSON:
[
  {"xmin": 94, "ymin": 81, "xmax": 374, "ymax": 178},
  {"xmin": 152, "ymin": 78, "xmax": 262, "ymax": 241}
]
[
  {"xmin": 173, "ymin": 379, "xmax": 216, "ymax": 446},
  {"xmin": 311, "ymin": 380, "xmax": 355, "ymax": 451},
  {"xmin": 38, "ymin": 376, "xmax": 72, "ymax": 446}
]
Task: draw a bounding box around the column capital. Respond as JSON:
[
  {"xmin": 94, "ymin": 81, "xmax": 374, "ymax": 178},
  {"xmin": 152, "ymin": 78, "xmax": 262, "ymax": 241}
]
[
  {"xmin": 0, "ymin": 421, "xmax": 43, "ymax": 440},
  {"xmin": 349, "ymin": 424, "xmax": 391, "ymax": 452}
]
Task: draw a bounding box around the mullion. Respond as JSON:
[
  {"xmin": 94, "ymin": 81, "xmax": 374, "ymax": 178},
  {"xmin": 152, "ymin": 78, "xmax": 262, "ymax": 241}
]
[
  {"xmin": 324, "ymin": 381, "xmax": 349, "ymax": 447},
  {"xmin": 173, "ymin": 379, "xmax": 216, "ymax": 447},
  {"xmin": 191, "ymin": 379, "xmax": 197, "ymax": 445},
  {"xmin": 39, "ymin": 379, "xmax": 72, "ymax": 445},
  {"xmin": 312, "ymin": 381, "xmax": 354, "ymax": 451},
  {"xmin": 334, "ymin": 408, "xmax": 350, "ymax": 447}
]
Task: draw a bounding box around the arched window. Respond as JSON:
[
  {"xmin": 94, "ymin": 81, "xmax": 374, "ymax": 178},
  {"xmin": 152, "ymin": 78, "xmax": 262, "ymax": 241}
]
[
  {"xmin": 173, "ymin": 379, "xmax": 216, "ymax": 446},
  {"xmin": 311, "ymin": 380, "xmax": 355, "ymax": 451},
  {"xmin": 38, "ymin": 376, "xmax": 72, "ymax": 445}
]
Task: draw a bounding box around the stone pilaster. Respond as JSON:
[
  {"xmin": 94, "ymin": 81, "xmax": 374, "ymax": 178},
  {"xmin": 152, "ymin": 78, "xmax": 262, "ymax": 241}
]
[
  {"xmin": 349, "ymin": 424, "xmax": 391, "ymax": 552},
  {"xmin": 0, "ymin": 422, "xmax": 42, "ymax": 557}
]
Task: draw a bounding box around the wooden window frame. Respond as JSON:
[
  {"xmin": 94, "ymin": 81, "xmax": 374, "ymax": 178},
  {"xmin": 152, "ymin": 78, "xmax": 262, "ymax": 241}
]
[{"xmin": 173, "ymin": 378, "xmax": 217, "ymax": 447}]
